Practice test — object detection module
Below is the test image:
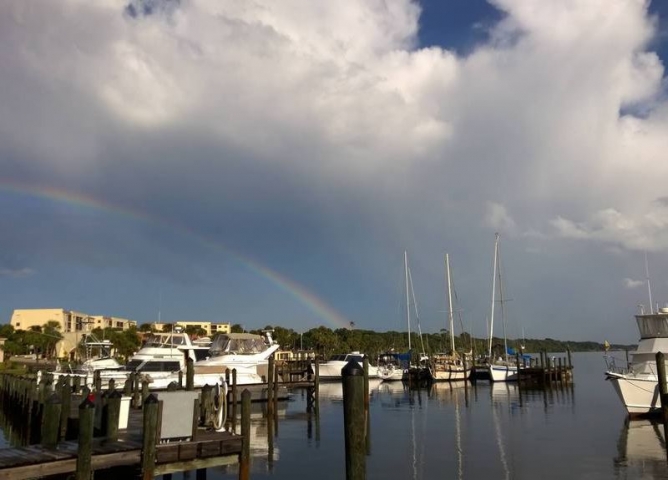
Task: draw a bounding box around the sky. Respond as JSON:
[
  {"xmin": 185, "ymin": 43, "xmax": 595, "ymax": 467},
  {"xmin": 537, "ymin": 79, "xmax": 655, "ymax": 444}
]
[{"xmin": 1, "ymin": 0, "xmax": 668, "ymax": 344}]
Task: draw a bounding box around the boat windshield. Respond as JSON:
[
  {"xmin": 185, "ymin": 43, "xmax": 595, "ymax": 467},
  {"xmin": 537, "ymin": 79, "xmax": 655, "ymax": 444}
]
[
  {"xmin": 636, "ymin": 315, "xmax": 668, "ymax": 338},
  {"xmin": 126, "ymin": 359, "xmax": 144, "ymax": 371},
  {"xmin": 209, "ymin": 335, "xmax": 268, "ymax": 356},
  {"xmin": 143, "ymin": 334, "xmax": 188, "ymax": 348}
]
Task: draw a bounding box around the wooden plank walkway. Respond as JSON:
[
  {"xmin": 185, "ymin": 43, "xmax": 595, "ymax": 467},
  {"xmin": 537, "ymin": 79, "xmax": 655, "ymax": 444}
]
[{"xmin": 0, "ymin": 430, "xmax": 243, "ymax": 479}]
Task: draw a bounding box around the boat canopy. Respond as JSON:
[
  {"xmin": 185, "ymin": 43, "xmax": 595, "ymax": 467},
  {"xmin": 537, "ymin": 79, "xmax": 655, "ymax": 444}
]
[
  {"xmin": 143, "ymin": 333, "xmax": 189, "ymax": 348},
  {"xmin": 636, "ymin": 314, "xmax": 668, "ymax": 339},
  {"xmin": 209, "ymin": 333, "xmax": 269, "ymax": 356}
]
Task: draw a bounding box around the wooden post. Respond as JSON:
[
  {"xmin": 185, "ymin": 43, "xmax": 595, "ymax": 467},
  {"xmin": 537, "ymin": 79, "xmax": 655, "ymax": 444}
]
[
  {"xmin": 73, "ymin": 375, "xmax": 82, "ymax": 394},
  {"xmin": 656, "ymin": 352, "xmax": 668, "ymax": 425},
  {"xmin": 76, "ymin": 395, "xmax": 95, "ymax": 480},
  {"xmin": 142, "ymin": 394, "xmax": 160, "ymax": 480},
  {"xmin": 124, "ymin": 374, "xmax": 133, "ymax": 396},
  {"xmin": 133, "ymin": 373, "xmax": 141, "ymax": 409},
  {"xmin": 105, "ymin": 390, "xmax": 122, "ymax": 441},
  {"xmin": 342, "ymin": 360, "xmax": 366, "ymax": 480},
  {"xmin": 201, "ymin": 385, "xmax": 213, "ymax": 427},
  {"xmin": 267, "ymin": 354, "xmax": 274, "ymax": 418},
  {"xmin": 142, "ymin": 380, "xmax": 150, "ymax": 406},
  {"xmin": 239, "ymin": 389, "xmax": 251, "ymax": 480},
  {"xmin": 179, "ymin": 370, "xmax": 184, "ymax": 389},
  {"xmin": 516, "ymin": 354, "xmax": 521, "ymax": 386},
  {"xmin": 566, "ymin": 348, "xmax": 572, "ymax": 369},
  {"xmin": 186, "ymin": 358, "xmax": 195, "ymax": 391},
  {"xmin": 59, "ymin": 377, "xmax": 72, "ymax": 438},
  {"xmin": 108, "ymin": 378, "xmax": 116, "ymax": 393},
  {"xmin": 94, "ymin": 370, "xmax": 102, "ymax": 393},
  {"xmin": 42, "ymin": 392, "xmax": 62, "ymax": 448},
  {"xmin": 232, "ymin": 368, "xmax": 238, "ymax": 422}
]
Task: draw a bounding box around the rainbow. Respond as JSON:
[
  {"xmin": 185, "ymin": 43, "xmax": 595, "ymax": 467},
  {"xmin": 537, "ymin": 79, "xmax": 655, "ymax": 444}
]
[{"xmin": 0, "ymin": 180, "xmax": 353, "ymax": 329}]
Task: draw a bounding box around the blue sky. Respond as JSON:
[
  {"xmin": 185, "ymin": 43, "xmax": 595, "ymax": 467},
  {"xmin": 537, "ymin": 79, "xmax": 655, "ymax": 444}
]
[{"xmin": 1, "ymin": 0, "xmax": 668, "ymax": 343}]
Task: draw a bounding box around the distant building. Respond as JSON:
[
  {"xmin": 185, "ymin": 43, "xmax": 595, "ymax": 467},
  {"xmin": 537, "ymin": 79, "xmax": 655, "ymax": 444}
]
[
  {"xmin": 152, "ymin": 321, "xmax": 231, "ymax": 336},
  {"xmin": 9, "ymin": 308, "xmax": 138, "ymax": 359}
]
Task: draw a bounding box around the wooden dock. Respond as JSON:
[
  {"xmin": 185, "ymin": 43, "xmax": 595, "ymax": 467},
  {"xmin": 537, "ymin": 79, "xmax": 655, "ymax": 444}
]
[{"xmin": 0, "ymin": 374, "xmax": 261, "ymax": 479}]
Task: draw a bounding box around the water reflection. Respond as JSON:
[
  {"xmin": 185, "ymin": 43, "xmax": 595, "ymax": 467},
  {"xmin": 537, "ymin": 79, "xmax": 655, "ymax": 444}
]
[
  {"xmin": 317, "ymin": 378, "xmax": 384, "ymax": 402},
  {"xmin": 615, "ymin": 418, "xmax": 668, "ymax": 479}
]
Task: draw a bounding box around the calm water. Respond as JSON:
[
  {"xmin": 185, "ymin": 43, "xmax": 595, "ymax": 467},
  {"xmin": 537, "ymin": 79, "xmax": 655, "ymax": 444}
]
[
  {"xmin": 1, "ymin": 352, "xmax": 666, "ymax": 479},
  {"xmin": 209, "ymin": 352, "xmax": 668, "ymax": 480}
]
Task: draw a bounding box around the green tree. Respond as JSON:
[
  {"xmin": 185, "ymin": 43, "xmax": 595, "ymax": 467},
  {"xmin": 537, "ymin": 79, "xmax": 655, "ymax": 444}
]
[
  {"xmin": 231, "ymin": 324, "xmax": 244, "ymax": 333},
  {"xmin": 138, "ymin": 323, "xmax": 155, "ymax": 333}
]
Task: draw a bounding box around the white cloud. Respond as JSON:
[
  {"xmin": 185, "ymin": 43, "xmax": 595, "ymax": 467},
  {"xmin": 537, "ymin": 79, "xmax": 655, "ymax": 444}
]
[
  {"xmin": 0, "ymin": 268, "xmax": 34, "ymax": 278},
  {"xmin": 484, "ymin": 202, "xmax": 517, "ymax": 234},
  {"xmin": 0, "ymin": 0, "xmax": 667, "ymax": 342},
  {"xmin": 623, "ymin": 277, "xmax": 644, "ymax": 289}
]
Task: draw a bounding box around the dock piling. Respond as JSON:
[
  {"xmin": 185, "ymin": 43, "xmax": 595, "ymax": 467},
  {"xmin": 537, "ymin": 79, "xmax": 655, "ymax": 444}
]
[
  {"xmin": 342, "ymin": 360, "xmax": 366, "ymax": 480},
  {"xmin": 239, "ymin": 389, "xmax": 251, "ymax": 480},
  {"xmin": 76, "ymin": 395, "xmax": 95, "ymax": 480},
  {"xmin": 141, "ymin": 394, "xmax": 160, "ymax": 480}
]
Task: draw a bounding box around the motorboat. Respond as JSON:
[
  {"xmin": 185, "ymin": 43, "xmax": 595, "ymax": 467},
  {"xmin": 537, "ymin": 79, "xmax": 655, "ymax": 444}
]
[
  {"xmin": 96, "ymin": 330, "xmax": 204, "ymax": 389},
  {"xmin": 192, "ymin": 331, "xmax": 280, "ymax": 386},
  {"xmin": 377, "ymin": 351, "xmax": 409, "ymax": 381},
  {"xmin": 605, "ymin": 306, "xmax": 668, "ymax": 416},
  {"xmin": 315, "ymin": 352, "xmax": 380, "ymax": 380}
]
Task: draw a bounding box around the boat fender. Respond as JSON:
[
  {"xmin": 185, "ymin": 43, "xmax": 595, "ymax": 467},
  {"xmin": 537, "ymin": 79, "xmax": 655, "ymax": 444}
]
[{"xmin": 212, "ymin": 377, "xmax": 229, "ymax": 431}]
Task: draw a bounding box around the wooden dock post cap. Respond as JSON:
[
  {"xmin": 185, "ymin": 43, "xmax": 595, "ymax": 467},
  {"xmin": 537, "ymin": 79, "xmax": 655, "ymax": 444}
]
[
  {"xmin": 144, "ymin": 393, "xmax": 159, "ymax": 405},
  {"xmin": 342, "ymin": 360, "xmax": 364, "ymax": 377}
]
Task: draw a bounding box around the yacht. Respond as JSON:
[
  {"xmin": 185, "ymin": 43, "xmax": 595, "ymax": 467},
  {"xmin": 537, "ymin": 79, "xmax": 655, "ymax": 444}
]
[
  {"xmin": 605, "ymin": 306, "xmax": 668, "ymax": 416},
  {"xmin": 97, "ymin": 330, "xmax": 202, "ymax": 389},
  {"xmin": 315, "ymin": 352, "xmax": 380, "ymax": 380},
  {"xmin": 192, "ymin": 331, "xmax": 280, "ymax": 386}
]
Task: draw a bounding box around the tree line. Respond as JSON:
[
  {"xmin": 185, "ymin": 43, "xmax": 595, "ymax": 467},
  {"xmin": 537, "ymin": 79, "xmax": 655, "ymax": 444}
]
[{"xmin": 0, "ymin": 321, "xmax": 633, "ymax": 363}]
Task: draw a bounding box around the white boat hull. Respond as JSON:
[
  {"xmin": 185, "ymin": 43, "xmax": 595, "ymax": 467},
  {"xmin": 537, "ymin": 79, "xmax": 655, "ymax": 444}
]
[
  {"xmin": 488, "ymin": 364, "xmax": 519, "ymax": 382},
  {"xmin": 431, "ymin": 367, "xmax": 470, "ymax": 382},
  {"xmin": 606, "ymin": 372, "xmax": 662, "ymax": 415}
]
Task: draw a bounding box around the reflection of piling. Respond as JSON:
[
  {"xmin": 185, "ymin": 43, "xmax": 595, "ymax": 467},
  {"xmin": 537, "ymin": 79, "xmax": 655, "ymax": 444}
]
[
  {"xmin": 363, "ymin": 357, "xmax": 371, "ymax": 455},
  {"xmin": 342, "ymin": 360, "xmax": 366, "ymax": 480},
  {"xmin": 268, "ymin": 354, "xmax": 275, "ymax": 418}
]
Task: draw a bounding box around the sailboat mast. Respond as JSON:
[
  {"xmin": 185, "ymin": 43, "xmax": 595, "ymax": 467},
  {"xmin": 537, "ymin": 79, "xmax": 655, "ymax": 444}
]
[
  {"xmin": 645, "ymin": 251, "xmax": 654, "ymax": 314},
  {"xmin": 497, "ymin": 236, "xmax": 509, "ymax": 363},
  {"xmin": 405, "ymin": 251, "xmax": 411, "ymax": 351},
  {"xmin": 488, "ymin": 233, "xmax": 499, "ymax": 358},
  {"xmin": 446, "ymin": 253, "xmax": 455, "ymax": 354}
]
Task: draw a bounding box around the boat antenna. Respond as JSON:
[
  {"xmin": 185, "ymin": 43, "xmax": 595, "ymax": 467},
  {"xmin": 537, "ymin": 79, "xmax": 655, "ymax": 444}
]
[{"xmin": 645, "ymin": 251, "xmax": 654, "ymax": 314}]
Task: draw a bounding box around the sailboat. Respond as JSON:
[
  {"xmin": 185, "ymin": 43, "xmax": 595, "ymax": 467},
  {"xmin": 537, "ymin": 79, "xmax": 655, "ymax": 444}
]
[
  {"xmin": 486, "ymin": 233, "xmax": 521, "ymax": 382},
  {"xmin": 378, "ymin": 252, "xmax": 414, "ymax": 381},
  {"xmin": 430, "ymin": 253, "xmax": 471, "ymax": 381},
  {"xmin": 400, "ymin": 251, "xmax": 432, "ymax": 384}
]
